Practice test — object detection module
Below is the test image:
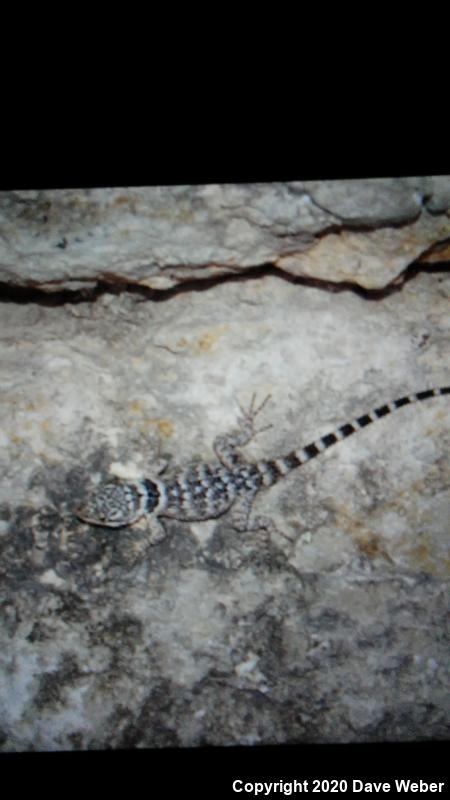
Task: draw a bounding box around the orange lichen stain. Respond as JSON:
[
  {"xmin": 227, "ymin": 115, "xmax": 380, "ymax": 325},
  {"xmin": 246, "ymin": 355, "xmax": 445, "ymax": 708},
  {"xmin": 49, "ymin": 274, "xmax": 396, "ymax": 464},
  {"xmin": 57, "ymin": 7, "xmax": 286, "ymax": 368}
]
[
  {"xmin": 198, "ymin": 333, "xmax": 216, "ymax": 352},
  {"xmin": 21, "ymin": 395, "xmax": 47, "ymax": 414},
  {"xmin": 140, "ymin": 418, "xmax": 175, "ymax": 438},
  {"xmin": 331, "ymin": 503, "xmax": 390, "ymax": 560},
  {"xmin": 153, "ymin": 419, "xmax": 174, "ymax": 438},
  {"xmin": 326, "ymin": 473, "xmax": 449, "ymax": 574},
  {"xmin": 331, "ymin": 503, "xmax": 395, "ymax": 565},
  {"xmin": 130, "ymin": 400, "xmax": 144, "ymax": 414},
  {"xmin": 128, "ymin": 400, "xmax": 175, "ymax": 438},
  {"xmin": 355, "ymin": 534, "xmax": 394, "ymax": 564},
  {"xmin": 25, "ymin": 401, "xmax": 43, "ymax": 412},
  {"xmin": 11, "ymin": 434, "xmax": 24, "ymax": 444},
  {"xmin": 176, "ymin": 325, "xmax": 229, "ymax": 355},
  {"xmin": 407, "ymin": 543, "xmax": 438, "ymax": 576}
]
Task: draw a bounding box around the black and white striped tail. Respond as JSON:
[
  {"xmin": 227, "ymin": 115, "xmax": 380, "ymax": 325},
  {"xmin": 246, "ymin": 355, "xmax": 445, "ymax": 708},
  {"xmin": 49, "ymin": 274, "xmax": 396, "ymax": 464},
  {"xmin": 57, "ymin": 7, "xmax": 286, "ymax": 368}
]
[{"xmin": 258, "ymin": 386, "xmax": 450, "ymax": 487}]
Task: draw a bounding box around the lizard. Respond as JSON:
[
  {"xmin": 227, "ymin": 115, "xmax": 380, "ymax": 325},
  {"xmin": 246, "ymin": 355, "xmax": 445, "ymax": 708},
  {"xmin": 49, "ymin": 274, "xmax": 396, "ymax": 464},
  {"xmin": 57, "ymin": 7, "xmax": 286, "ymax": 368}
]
[{"xmin": 77, "ymin": 386, "xmax": 450, "ymax": 543}]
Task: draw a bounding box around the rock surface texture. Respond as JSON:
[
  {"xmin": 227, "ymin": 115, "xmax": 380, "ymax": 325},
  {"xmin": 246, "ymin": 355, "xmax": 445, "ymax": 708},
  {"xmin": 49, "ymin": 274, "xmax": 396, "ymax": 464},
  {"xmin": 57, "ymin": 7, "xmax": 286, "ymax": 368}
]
[{"xmin": 0, "ymin": 179, "xmax": 449, "ymax": 750}]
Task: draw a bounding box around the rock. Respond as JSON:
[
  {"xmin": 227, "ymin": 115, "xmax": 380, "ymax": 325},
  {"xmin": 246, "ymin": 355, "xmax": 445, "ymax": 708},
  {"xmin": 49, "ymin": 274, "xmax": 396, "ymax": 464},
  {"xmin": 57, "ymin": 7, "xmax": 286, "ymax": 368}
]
[{"xmin": 0, "ymin": 180, "xmax": 449, "ymax": 750}]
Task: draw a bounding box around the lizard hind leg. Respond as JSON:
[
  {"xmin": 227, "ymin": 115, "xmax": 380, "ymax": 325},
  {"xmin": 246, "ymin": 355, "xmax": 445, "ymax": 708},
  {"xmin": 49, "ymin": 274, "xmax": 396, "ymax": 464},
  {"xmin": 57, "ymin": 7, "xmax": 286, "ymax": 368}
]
[
  {"xmin": 213, "ymin": 392, "xmax": 273, "ymax": 469},
  {"xmin": 230, "ymin": 489, "xmax": 294, "ymax": 549}
]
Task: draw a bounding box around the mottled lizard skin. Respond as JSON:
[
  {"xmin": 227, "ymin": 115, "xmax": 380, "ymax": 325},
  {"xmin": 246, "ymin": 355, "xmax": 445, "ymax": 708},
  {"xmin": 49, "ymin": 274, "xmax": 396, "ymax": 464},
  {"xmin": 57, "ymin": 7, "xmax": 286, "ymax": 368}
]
[{"xmin": 77, "ymin": 387, "xmax": 450, "ymax": 543}]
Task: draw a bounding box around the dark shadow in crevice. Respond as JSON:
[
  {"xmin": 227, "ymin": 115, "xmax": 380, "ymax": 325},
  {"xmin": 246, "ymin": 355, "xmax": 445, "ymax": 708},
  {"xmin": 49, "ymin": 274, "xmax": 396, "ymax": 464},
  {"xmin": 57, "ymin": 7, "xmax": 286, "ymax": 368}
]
[{"xmin": 0, "ymin": 260, "xmax": 448, "ymax": 308}]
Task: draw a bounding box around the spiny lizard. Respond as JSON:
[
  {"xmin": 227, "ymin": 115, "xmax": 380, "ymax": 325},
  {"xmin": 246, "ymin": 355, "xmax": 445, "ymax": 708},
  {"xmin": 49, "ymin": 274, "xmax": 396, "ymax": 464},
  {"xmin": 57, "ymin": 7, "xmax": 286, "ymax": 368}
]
[{"xmin": 77, "ymin": 386, "xmax": 450, "ymax": 543}]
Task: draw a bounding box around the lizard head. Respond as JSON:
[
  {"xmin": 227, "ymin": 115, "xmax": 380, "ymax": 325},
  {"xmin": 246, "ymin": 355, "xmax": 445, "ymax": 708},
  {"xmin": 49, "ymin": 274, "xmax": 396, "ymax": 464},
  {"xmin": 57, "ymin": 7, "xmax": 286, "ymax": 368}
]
[{"xmin": 77, "ymin": 480, "xmax": 148, "ymax": 528}]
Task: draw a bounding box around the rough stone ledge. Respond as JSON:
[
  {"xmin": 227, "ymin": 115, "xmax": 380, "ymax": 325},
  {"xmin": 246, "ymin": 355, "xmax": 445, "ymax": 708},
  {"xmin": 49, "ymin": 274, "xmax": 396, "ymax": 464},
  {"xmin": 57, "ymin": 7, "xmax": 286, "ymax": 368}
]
[
  {"xmin": 0, "ymin": 178, "xmax": 449, "ymax": 292},
  {"xmin": 0, "ymin": 181, "xmax": 449, "ymax": 753}
]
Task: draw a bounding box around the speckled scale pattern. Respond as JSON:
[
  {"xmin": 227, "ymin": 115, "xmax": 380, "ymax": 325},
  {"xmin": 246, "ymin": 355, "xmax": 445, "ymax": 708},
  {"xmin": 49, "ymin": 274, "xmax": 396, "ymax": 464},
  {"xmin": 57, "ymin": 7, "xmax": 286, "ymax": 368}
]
[
  {"xmin": 163, "ymin": 463, "xmax": 264, "ymax": 522},
  {"xmin": 77, "ymin": 386, "xmax": 450, "ymax": 535}
]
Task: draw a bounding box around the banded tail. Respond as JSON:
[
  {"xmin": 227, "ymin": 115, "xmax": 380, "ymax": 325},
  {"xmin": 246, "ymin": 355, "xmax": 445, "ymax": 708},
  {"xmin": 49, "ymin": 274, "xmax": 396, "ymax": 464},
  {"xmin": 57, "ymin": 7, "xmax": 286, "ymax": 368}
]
[{"xmin": 258, "ymin": 386, "xmax": 450, "ymax": 487}]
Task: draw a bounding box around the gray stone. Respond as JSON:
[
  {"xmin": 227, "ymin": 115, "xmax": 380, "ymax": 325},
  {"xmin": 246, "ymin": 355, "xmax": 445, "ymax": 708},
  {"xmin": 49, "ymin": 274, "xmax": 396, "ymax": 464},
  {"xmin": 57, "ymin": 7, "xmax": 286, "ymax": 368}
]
[
  {"xmin": 0, "ymin": 178, "xmax": 449, "ymax": 291},
  {"xmin": 0, "ymin": 181, "xmax": 449, "ymax": 750}
]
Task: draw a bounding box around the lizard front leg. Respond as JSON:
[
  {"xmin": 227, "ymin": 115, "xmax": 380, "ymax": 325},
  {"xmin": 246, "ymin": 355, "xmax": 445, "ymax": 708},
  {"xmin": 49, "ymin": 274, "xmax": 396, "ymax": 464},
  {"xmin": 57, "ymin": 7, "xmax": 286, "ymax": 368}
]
[
  {"xmin": 213, "ymin": 393, "xmax": 272, "ymax": 469},
  {"xmin": 144, "ymin": 514, "xmax": 168, "ymax": 545}
]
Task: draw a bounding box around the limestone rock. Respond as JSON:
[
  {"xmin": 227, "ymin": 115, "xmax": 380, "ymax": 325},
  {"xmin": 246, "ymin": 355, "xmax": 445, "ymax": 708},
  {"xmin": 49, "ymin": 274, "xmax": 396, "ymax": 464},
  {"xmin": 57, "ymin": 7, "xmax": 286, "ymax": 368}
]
[{"xmin": 0, "ymin": 180, "xmax": 449, "ymax": 751}]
